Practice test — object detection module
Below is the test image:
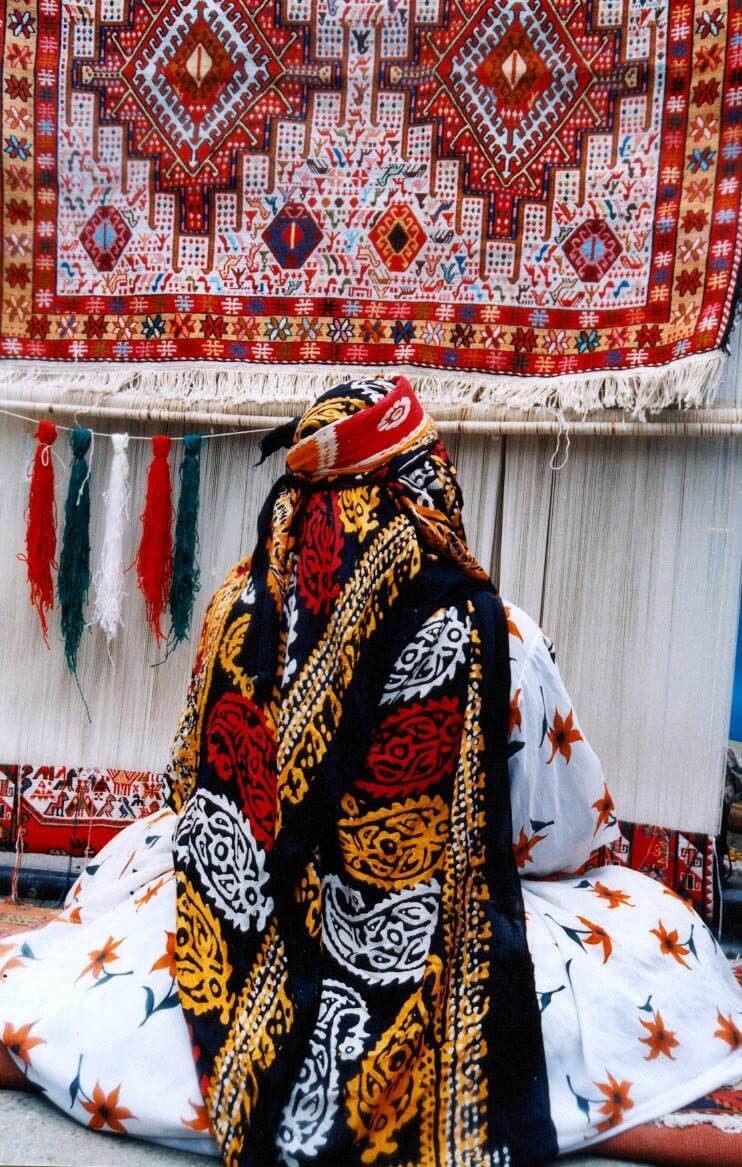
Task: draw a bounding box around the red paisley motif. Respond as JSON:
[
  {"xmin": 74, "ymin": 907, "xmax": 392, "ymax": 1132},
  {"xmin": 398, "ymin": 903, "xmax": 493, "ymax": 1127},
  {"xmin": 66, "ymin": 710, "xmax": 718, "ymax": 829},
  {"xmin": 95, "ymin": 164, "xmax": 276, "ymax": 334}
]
[
  {"xmin": 205, "ymin": 693, "xmax": 277, "ymax": 851},
  {"xmin": 358, "ymin": 695, "xmax": 464, "ymax": 798},
  {"xmin": 296, "ymin": 492, "xmax": 343, "ymax": 615}
]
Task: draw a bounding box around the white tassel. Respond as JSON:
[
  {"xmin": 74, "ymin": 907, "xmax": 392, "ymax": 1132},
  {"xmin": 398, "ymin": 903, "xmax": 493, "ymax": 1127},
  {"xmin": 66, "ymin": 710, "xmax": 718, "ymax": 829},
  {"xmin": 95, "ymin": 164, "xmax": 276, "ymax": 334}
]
[
  {"xmin": 658, "ymin": 1110, "xmax": 742, "ymax": 1133},
  {"xmin": 93, "ymin": 432, "xmax": 130, "ymax": 645}
]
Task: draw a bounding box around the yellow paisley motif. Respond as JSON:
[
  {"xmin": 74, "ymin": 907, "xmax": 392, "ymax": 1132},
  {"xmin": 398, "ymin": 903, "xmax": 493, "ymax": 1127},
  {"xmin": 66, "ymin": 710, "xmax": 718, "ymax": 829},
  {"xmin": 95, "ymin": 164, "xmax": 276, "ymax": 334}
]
[
  {"xmin": 345, "ymin": 958, "xmax": 442, "ymax": 1163},
  {"xmin": 295, "ymin": 859, "xmax": 323, "ymax": 939},
  {"xmin": 174, "ymin": 873, "xmax": 234, "ymax": 1024},
  {"xmin": 266, "ymin": 487, "xmax": 298, "ymax": 610},
  {"xmin": 337, "ymin": 793, "xmax": 449, "ymax": 890},
  {"xmin": 218, "ymin": 612, "xmax": 255, "ymax": 698},
  {"xmin": 295, "ymin": 394, "xmax": 366, "ymax": 441},
  {"xmin": 337, "ymin": 486, "xmax": 380, "ymax": 542},
  {"xmin": 206, "ymin": 929, "xmax": 294, "ymax": 1156}
]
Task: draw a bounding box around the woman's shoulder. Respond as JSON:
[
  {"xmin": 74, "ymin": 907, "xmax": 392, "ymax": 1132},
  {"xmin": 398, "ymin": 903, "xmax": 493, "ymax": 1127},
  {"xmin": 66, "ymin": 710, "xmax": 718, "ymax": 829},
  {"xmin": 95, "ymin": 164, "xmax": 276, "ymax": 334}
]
[{"xmin": 499, "ymin": 598, "xmax": 555, "ymax": 685}]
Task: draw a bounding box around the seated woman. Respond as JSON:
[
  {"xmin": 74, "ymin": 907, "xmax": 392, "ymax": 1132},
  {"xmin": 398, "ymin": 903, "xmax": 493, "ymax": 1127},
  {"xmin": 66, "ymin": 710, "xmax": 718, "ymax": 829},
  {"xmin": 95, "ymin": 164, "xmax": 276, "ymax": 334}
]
[{"xmin": 1, "ymin": 377, "xmax": 740, "ymax": 1166}]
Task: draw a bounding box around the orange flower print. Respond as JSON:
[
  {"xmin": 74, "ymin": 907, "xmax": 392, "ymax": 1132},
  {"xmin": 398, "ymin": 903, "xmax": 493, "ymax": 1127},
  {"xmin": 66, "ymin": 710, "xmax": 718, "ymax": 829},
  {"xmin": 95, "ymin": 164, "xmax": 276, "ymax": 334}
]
[
  {"xmin": 181, "ymin": 1099, "xmax": 211, "ymax": 1132},
  {"xmin": 150, "ymin": 931, "xmax": 176, "ymax": 978},
  {"xmin": 504, "ymin": 606, "xmax": 523, "ymax": 642},
  {"xmin": 576, "ymin": 916, "xmax": 613, "ymax": 964},
  {"xmin": 76, "ymin": 936, "xmax": 123, "ymax": 982},
  {"xmin": 639, "ymin": 1011, "xmax": 679, "ymax": 1060},
  {"xmin": 513, "ymin": 826, "xmax": 546, "ymax": 869},
  {"xmin": 592, "ymin": 784, "xmax": 615, "ymax": 835},
  {"xmin": 0, "ymin": 942, "xmax": 24, "ymax": 977},
  {"xmin": 593, "ymin": 882, "xmax": 633, "ymax": 910},
  {"xmin": 594, "ymin": 1072, "xmax": 634, "ymax": 1132},
  {"xmin": 508, "ymin": 688, "xmax": 522, "ymax": 736},
  {"xmin": 135, "ymin": 875, "xmax": 170, "ymax": 909},
  {"xmin": 651, "ymin": 921, "xmax": 691, "ymax": 969},
  {"xmin": 2, "ymin": 1021, "xmax": 44, "ymax": 1068},
  {"xmin": 81, "ymin": 1082, "xmax": 136, "ymax": 1133},
  {"xmin": 546, "ymin": 707, "xmax": 583, "ymax": 763},
  {"xmin": 714, "ymin": 1010, "xmax": 741, "ymax": 1051}
]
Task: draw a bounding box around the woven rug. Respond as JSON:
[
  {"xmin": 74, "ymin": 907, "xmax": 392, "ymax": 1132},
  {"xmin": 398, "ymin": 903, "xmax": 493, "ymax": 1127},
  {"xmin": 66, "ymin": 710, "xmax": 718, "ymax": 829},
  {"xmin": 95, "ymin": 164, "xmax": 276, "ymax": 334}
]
[{"xmin": 0, "ymin": 0, "xmax": 741, "ymax": 416}]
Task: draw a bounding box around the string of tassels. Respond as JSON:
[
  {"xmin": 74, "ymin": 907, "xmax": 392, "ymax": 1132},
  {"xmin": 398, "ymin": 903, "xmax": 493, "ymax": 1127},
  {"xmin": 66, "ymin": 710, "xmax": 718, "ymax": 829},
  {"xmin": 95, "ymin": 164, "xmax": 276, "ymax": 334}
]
[{"xmin": 14, "ymin": 413, "xmax": 277, "ymax": 671}]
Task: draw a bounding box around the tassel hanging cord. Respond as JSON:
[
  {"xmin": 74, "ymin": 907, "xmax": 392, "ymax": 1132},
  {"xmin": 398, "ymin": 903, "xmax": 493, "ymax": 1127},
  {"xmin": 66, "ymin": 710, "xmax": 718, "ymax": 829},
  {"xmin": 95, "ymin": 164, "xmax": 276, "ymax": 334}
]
[{"xmin": 1, "ymin": 403, "xmax": 741, "ymax": 438}]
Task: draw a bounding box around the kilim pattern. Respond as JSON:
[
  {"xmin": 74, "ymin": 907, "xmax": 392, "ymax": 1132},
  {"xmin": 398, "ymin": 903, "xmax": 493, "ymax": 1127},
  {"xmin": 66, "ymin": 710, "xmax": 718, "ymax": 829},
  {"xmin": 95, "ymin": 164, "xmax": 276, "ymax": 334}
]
[{"xmin": 0, "ymin": 0, "xmax": 741, "ymax": 401}]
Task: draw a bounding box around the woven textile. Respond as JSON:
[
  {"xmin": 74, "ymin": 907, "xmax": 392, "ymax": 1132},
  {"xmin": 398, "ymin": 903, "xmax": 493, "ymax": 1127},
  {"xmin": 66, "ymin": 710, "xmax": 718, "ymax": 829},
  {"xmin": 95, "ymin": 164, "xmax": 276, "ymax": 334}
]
[
  {"xmin": 1, "ymin": 0, "xmax": 741, "ymax": 413},
  {"xmin": 0, "ymin": 764, "xmax": 170, "ymax": 857},
  {"xmin": 587, "ymin": 820, "xmax": 720, "ymax": 930}
]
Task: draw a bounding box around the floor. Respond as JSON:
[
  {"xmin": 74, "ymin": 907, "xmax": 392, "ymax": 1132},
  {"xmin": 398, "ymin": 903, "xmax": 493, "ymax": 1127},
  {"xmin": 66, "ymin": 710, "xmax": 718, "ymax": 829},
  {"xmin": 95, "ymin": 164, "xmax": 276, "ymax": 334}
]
[{"xmin": 0, "ymin": 1092, "xmax": 644, "ymax": 1167}]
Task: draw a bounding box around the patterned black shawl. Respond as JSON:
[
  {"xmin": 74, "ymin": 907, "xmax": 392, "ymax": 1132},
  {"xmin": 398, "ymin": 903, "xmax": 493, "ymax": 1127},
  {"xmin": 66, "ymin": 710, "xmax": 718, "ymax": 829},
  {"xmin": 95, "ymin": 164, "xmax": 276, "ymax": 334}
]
[{"xmin": 167, "ymin": 376, "xmax": 556, "ymax": 1167}]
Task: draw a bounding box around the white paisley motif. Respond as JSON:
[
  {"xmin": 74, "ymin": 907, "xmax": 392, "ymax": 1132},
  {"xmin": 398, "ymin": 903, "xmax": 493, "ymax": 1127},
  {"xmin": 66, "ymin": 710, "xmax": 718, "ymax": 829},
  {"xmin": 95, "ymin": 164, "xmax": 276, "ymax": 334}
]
[
  {"xmin": 277, "ymin": 979, "xmax": 369, "ymax": 1164},
  {"xmin": 321, "ymin": 874, "xmax": 440, "ymax": 985},
  {"xmin": 381, "ymin": 605, "xmax": 469, "ymax": 705},
  {"xmin": 173, "ymin": 789, "xmax": 273, "ymax": 931}
]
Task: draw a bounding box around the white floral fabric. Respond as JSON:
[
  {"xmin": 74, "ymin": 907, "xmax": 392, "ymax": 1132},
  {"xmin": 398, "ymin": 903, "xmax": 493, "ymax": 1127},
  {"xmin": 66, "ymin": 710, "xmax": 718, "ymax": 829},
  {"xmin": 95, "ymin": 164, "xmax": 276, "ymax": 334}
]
[{"xmin": 1, "ymin": 603, "xmax": 740, "ymax": 1158}]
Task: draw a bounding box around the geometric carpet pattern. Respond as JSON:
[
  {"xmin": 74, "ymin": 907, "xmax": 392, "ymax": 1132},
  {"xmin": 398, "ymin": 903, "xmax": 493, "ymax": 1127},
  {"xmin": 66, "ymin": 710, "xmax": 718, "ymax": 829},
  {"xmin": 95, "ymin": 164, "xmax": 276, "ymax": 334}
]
[{"xmin": 1, "ymin": 0, "xmax": 741, "ymax": 385}]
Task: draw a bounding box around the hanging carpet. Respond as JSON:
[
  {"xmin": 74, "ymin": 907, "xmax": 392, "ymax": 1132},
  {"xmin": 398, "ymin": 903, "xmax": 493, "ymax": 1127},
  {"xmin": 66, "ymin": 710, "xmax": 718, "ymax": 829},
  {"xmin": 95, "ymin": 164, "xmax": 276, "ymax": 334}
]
[{"xmin": 0, "ymin": 0, "xmax": 741, "ymax": 415}]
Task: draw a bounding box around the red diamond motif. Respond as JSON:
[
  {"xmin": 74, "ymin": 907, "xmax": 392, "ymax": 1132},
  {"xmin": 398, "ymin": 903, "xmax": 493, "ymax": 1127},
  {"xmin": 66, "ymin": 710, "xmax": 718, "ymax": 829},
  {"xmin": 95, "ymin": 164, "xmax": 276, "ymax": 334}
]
[
  {"xmin": 563, "ymin": 218, "xmax": 622, "ymax": 282},
  {"xmin": 162, "ymin": 16, "xmax": 240, "ymax": 126},
  {"xmin": 79, "ymin": 206, "xmax": 132, "ymax": 272},
  {"xmin": 474, "ymin": 18, "xmax": 553, "ymax": 130}
]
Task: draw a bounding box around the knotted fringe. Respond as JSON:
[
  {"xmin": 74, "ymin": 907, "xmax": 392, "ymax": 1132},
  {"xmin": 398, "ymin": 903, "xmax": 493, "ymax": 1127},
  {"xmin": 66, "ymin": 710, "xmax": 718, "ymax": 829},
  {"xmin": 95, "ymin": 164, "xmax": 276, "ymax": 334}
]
[
  {"xmin": 136, "ymin": 434, "xmax": 173, "ymax": 642},
  {"xmin": 0, "ymin": 350, "xmax": 726, "ymax": 420},
  {"xmin": 169, "ymin": 433, "xmax": 202, "ymax": 647},
  {"xmin": 58, "ymin": 428, "xmax": 92, "ymax": 674},
  {"xmin": 21, "ymin": 419, "xmax": 58, "ymax": 646},
  {"xmin": 658, "ymin": 1111, "xmax": 742, "ymax": 1133},
  {"xmin": 93, "ymin": 433, "xmax": 130, "ymax": 645}
]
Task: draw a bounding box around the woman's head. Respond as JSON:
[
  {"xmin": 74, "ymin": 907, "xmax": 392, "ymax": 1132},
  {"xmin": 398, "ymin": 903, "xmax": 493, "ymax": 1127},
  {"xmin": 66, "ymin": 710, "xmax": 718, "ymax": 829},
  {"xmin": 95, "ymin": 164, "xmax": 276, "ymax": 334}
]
[{"xmin": 257, "ymin": 375, "xmax": 487, "ymax": 588}]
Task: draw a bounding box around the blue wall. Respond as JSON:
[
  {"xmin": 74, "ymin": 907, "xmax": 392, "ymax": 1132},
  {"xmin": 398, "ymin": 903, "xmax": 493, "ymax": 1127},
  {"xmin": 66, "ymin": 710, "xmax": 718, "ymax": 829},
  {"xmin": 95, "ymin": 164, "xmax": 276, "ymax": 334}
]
[{"xmin": 731, "ymin": 595, "xmax": 742, "ymax": 741}]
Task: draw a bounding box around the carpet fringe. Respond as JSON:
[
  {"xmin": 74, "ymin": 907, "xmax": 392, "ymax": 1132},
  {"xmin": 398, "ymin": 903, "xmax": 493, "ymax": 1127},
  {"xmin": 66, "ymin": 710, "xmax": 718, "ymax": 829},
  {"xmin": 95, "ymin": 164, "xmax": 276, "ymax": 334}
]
[
  {"xmin": 0, "ymin": 351, "xmax": 725, "ymax": 420},
  {"xmin": 657, "ymin": 1111, "xmax": 742, "ymax": 1133}
]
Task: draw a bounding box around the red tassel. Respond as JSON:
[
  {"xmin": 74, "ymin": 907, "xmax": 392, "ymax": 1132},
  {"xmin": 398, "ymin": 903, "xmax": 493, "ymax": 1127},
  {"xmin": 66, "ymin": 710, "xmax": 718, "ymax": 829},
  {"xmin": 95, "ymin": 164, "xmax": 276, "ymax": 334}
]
[
  {"xmin": 136, "ymin": 434, "xmax": 173, "ymax": 642},
  {"xmin": 21, "ymin": 420, "xmax": 58, "ymax": 646}
]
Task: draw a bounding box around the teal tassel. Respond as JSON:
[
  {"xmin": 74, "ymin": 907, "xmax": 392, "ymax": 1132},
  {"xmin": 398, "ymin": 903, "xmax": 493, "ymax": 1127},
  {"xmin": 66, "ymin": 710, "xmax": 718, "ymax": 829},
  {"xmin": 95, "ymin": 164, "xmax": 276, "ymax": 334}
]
[
  {"xmin": 169, "ymin": 433, "xmax": 202, "ymax": 646},
  {"xmin": 58, "ymin": 428, "xmax": 92, "ymax": 674}
]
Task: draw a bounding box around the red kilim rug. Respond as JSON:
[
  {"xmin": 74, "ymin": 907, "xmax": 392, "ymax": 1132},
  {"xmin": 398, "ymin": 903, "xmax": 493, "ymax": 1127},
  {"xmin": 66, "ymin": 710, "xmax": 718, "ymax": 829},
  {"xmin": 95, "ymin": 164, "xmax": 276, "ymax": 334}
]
[{"xmin": 0, "ymin": 0, "xmax": 741, "ymax": 414}]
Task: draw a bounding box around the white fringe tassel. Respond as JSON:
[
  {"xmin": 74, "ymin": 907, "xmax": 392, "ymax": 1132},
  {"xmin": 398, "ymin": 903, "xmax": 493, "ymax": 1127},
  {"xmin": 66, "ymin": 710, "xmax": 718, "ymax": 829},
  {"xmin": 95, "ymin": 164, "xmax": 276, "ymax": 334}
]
[
  {"xmin": 93, "ymin": 432, "xmax": 129, "ymax": 645},
  {"xmin": 0, "ymin": 351, "xmax": 725, "ymax": 421}
]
